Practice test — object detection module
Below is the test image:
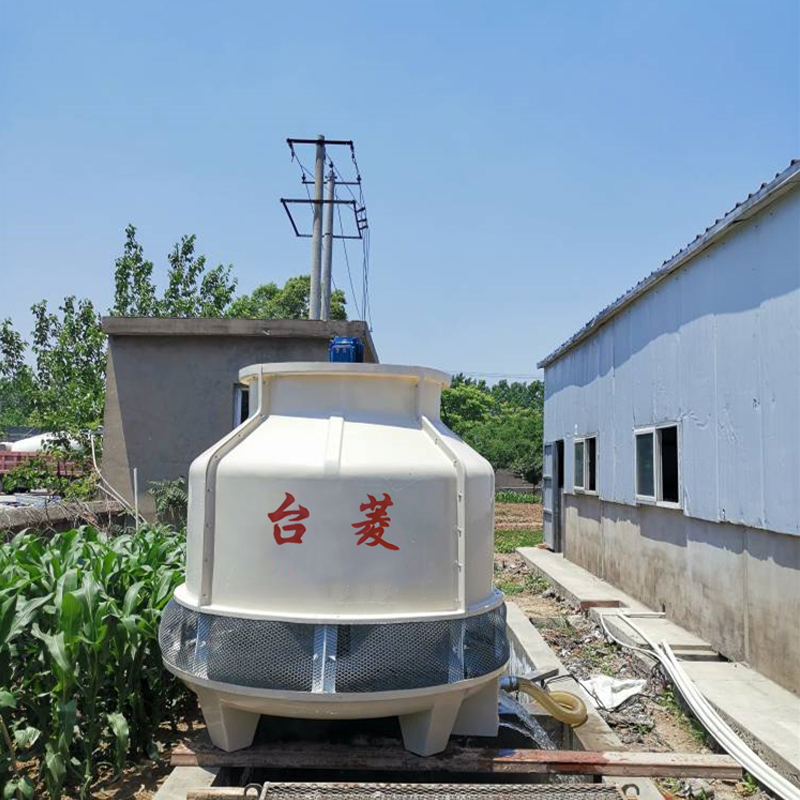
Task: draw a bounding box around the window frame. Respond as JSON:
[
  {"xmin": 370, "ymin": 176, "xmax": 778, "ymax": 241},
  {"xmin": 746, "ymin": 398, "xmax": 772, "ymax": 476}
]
[
  {"xmin": 634, "ymin": 423, "xmax": 681, "ymax": 509},
  {"xmin": 573, "ymin": 435, "xmax": 598, "ymax": 495},
  {"xmin": 233, "ymin": 384, "xmax": 250, "ymax": 428}
]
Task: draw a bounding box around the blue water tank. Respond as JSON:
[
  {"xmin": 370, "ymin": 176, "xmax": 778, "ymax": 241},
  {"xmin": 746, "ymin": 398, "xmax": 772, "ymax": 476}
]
[{"xmin": 328, "ymin": 336, "xmax": 365, "ymax": 363}]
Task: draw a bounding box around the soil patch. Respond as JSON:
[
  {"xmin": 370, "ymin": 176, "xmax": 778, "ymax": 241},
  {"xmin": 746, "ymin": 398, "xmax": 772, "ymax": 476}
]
[{"xmin": 495, "ymin": 502, "xmax": 542, "ymax": 530}]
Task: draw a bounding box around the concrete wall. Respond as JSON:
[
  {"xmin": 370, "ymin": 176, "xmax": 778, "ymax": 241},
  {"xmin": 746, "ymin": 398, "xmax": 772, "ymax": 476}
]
[
  {"xmin": 102, "ymin": 318, "xmax": 377, "ymax": 518},
  {"xmin": 544, "ymin": 186, "xmax": 800, "ymax": 536},
  {"xmin": 564, "ymin": 494, "xmax": 800, "ymax": 694}
]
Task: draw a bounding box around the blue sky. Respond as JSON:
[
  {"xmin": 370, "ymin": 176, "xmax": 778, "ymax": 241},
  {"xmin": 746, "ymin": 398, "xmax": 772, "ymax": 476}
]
[{"xmin": 1, "ymin": 1, "xmax": 797, "ymax": 379}]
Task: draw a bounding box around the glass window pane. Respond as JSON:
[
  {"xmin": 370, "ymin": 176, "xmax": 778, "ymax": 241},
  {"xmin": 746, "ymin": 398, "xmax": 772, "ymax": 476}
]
[
  {"xmin": 659, "ymin": 426, "xmax": 679, "ymax": 503},
  {"xmin": 587, "ymin": 437, "xmax": 597, "ymax": 491},
  {"xmin": 636, "ymin": 432, "xmax": 654, "ymax": 497},
  {"xmin": 574, "ymin": 441, "xmax": 585, "ymax": 488}
]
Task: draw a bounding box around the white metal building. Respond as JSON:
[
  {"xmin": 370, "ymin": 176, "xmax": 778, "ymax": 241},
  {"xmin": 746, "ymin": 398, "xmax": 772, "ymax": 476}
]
[{"xmin": 538, "ymin": 161, "xmax": 800, "ymax": 693}]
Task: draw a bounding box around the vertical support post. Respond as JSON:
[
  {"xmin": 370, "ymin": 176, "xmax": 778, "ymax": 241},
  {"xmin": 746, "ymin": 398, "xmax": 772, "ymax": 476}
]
[
  {"xmin": 133, "ymin": 467, "xmax": 139, "ymax": 530},
  {"xmin": 320, "ymin": 167, "xmax": 336, "ymax": 320},
  {"xmin": 309, "ymin": 135, "xmax": 326, "ymax": 320}
]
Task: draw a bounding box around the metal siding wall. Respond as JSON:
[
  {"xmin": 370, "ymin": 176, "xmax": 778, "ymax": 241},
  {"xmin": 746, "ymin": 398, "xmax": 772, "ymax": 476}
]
[
  {"xmin": 611, "ymin": 312, "xmax": 635, "ymax": 504},
  {"xmin": 714, "ymin": 231, "xmax": 764, "ymax": 528},
  {"xmin": 543, "ymin": 188, "xmax": 800, "ymax": 536},
  {"xmin": 755, "ymin": 196, "xmax": 800, "ymax": 535},
  {"xmin": 678, "ymin": 256, "xmax": 719, "ymax": 520},
  {"xmin": 597, "ymin": 325, "xmax": 616, "ymax": 499}
]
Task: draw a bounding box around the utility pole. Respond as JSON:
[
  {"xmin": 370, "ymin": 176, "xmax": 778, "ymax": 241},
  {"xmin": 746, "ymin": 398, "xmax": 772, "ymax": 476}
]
[
  {"xmin": 320, "ymin": 165, "xmax": 336, "ymax": 320},
  {"xmin": 282, "ymin": 136, "xmax": 369, "ymax": 322},
  {"xmin": 308, "ymin": 135, "xmax": 326, "ymax": 320}
]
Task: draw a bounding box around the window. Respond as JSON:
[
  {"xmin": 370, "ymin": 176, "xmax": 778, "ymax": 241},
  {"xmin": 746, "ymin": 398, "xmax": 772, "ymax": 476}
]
[
  {"xmin": 659, "ymin": 426, "xmax": 679, "ymax": 503},
  {"xmin": 635, "ymin": 431, "xmax": 655, "ymax": 499},
  {"xmin": 635, "ymin": 424, "xmax": 680, "ymax": 505},
  {"xmin": 574, "ymin": 436, "xmax": 597, "ymax": 493},
  {"xmin": 233, "ymin": 385, "xmax": 250, "ymax": 428},
  {"xmin": 574, "ymin": 441, "xmax": 585, "ymax": 489},
  {"xmin": 587, "ymin": 437, "xmax": 597, "ymax": 492}
]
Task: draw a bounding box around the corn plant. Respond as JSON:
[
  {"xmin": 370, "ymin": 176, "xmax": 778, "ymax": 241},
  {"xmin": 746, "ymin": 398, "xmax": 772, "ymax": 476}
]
[{"xmin": 0, "ymin": 524, "xmax": 188, "ymax": 800}]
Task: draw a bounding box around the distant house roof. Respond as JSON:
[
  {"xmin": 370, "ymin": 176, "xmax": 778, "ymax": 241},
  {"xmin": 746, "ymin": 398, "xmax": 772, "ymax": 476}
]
[{"xmin": 538, "ymin": 160, "xmax": 800, "ymax": 369}]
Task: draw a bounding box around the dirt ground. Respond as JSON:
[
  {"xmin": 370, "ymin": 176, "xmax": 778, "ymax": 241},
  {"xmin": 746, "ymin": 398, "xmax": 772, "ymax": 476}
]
[
  {"xmin": 495, "ymin": 502, "xmax": 543, "ymax": 530},
  {"xmin": 494, "ymin": 550, "xmax": 768, "ymax": 800}
]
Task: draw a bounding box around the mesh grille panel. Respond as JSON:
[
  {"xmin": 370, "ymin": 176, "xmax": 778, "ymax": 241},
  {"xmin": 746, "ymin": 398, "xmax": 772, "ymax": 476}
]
[
  {"xmin": 207, "ymin": 616, "xmax": 315, "ymax": 691},
  {"xmin": 255, "ymin": 784, "xmax": 622, "ymax": 800},
  {"xmin": 335, "ymin": 619, "xmax": 460, "ymax": 692},
  {"xmin": 159, "ymin": 600, "xmax": 508, "ymax": 694}
]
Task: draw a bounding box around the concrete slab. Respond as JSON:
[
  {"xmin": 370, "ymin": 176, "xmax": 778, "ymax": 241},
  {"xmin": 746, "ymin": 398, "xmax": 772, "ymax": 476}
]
[
  {"xmin": 518, "ymin": 549, "xmax": 800, "ymax": 787},
  {"xmin": 591, "ymin": 610, "xmax": 718, "ymax": 659},
  {"xmin": 152, "ymin": 766, "xmax": 219, "ymax": 799},
  {"xmin": 517, "ymin": 547, "xmax": 650, "ymax": 611},
  {"xmin": 506, "ymin": 602, "xmax": 664, "ymax": 800},
  {"xmin": 682, "ymin": 661, "xmax": 800, "ymax": 784}
]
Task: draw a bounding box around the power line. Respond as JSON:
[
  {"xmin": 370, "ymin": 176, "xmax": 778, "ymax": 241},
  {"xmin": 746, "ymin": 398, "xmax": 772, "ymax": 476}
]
[
  {"xmin": 283, "ymin": 137, "xmax": 372, "ymax": 324},
  {"xmin": 335, "ymin": 187, "xmax": 362, "ymax": 320},
  {"xmin": 449, "ymin": 371, "xmax": 542, "ymax": 380}
]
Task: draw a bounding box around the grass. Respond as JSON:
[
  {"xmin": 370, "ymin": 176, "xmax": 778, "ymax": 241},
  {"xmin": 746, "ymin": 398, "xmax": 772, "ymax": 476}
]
[
  {"xmin": 655, "ymin": 684, "xmax": 708, "ymax": 746},
  {"xmin": 495, "ymin": 574, "xmax": 549, "ymax": 596},
  {"xmin": 495, "ymin": 491, "xmax": 540, "ymax": 504},
  {"xmin": 494, "ymin": 528, "xmax": 542, "ymax": 553}
]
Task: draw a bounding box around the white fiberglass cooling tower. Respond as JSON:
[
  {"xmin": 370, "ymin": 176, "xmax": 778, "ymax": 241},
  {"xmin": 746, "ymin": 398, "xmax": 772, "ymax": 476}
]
[{"xmin": 159, "ymin": 363, "xmax": 509, "ymax": 756}]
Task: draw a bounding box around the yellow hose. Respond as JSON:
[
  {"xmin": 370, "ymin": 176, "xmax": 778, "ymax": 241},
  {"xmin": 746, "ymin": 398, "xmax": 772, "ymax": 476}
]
[{"xmin": 516, "ymin": 677, "xmax": 588, "ymax": 728}]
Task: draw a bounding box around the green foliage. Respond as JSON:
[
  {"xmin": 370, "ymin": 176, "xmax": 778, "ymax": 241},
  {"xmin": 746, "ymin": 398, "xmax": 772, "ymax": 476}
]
[
  {"xmin": 494, "ymin": 528, "xmax": 543, "ymax": 554},
  {"xmin": 149, "ymin": 477, "xmax": 188, "ymax": 526},
  {"xmin": 112, "ymin": 225, "xmax": 237, "ymax": 318},
  {"xmin": 494, "ymin": 569, "xmax": 548, "ymax": 597},
  {"xmin": 0, "ymin": 524, "xmax": 187, "ymax": 799},
  {"xmin": 1, "ymin": 224, "xmax": 352, "ymax": 449},
  {"xmin": 226, "ymin": 275, "xmax": 348, "ymax": 320},
  {"xmin": 0, "ymin": 298, "xmax": 105, "ymax": 457},
  {"xmin": 495, "ymin": 491, "xmax": 539, "ymax": 504},
  {"xmin": 440, "ymin": 382, "xmax": 496, "ymax": 436},
  {"xmin": 0, "ymin": 458, "xmax": 96, "ymax": 501},
  {"xmin": 739, "ymin": 773, "xmax": 761, "ymax": 796},
  {"xmin": 655, "ymin": 684, "xmax": 707, "ymax": 745},
  {"xmin": 441, "ymin": 375, "xmax": 545, "ymax": 484},
  {"xmin": 468, "ymin": 406, "xmax": 543, "ymax": 484}
]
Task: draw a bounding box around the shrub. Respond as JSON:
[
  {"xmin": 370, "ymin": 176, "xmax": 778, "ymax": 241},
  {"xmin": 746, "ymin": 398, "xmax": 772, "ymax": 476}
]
[
  {"xmin": 0, "ymin": 524, "xmax": 187, "ymax": 799},
  {"xmin": 149, "ymin": 477, "xmax": 188, "ymax": 526}
]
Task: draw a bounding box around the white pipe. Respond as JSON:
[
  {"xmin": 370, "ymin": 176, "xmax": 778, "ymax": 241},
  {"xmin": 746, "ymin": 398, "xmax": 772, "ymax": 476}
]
[
  {"xmin": 602, "ymin": 614, "xmax": 799, "ymax": 800},
  {"xmin": 90, "ymin": 434, "xmax": 146, "ymax": 526}
]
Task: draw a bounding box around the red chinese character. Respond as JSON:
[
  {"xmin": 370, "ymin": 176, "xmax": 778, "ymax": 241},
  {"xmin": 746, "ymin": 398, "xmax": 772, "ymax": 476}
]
[
  {"xmin": 269, "ymin": 492, "xmax": 309, "ymax": 544},
  {"xmin": 351, "ymin": 493, "xmax": 398, "ymax": 550}
]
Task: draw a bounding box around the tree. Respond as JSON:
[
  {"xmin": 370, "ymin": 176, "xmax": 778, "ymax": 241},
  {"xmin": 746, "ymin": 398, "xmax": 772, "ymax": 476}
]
[
  {"xmin": 440, "ymin": 382, "xmax": 496, "ymax": 437},
  {"xmin": 111, "ymin": 225, "xmax": 237, "ymax": 317},
  {"xmin": 0, "ymin": 320, "xmax": 36, "ymax": 434},
  {"xmin": 226, "ymin": 275, "xmax": 347, "ymax": 320},
  {"xmin": 0, "ymin": 299, "xmax": 106, "ymax": 450},
  {"xmin": 466, "ymin": 407, "xmax": 543, "ymax": 484},
  {"xmin": 0, "ymin": 224, "xmax": 351, "ymax": 453},
  {"xmin": 29, "ymin": 297, "xmax": 106, "ymax": 442},
  {"xmin": 440, "ymin": 376, "xmax": 545, "ymax": 484}
]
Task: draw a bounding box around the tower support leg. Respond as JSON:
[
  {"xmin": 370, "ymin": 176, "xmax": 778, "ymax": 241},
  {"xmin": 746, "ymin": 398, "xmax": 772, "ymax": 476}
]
[
  {"xmin": 194, "ymin": 689, "xmax": 260, "ymax": 752},
  {"xmin": 452, "ymin": 678, "xmax": 499, "ymax": 737},
  {"xmin": 398, "ymin": 694, "xmax": 463, "ymax": 756}
]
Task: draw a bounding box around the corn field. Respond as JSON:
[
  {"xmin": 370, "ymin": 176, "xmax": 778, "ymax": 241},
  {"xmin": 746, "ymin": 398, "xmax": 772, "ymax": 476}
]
[{"xmin": 0, "ymin": 524, "xmax": 188, "ymax": 800}]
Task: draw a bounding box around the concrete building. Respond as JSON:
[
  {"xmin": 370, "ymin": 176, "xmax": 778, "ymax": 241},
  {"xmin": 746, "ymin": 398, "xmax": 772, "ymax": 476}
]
[
  {"xmin": 102, "ymin": 317, "xmax": 377, "ymax": 519},
  {"xmin": 538, "ymin": 161, "xmax": 800, "ymax": 693}
]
